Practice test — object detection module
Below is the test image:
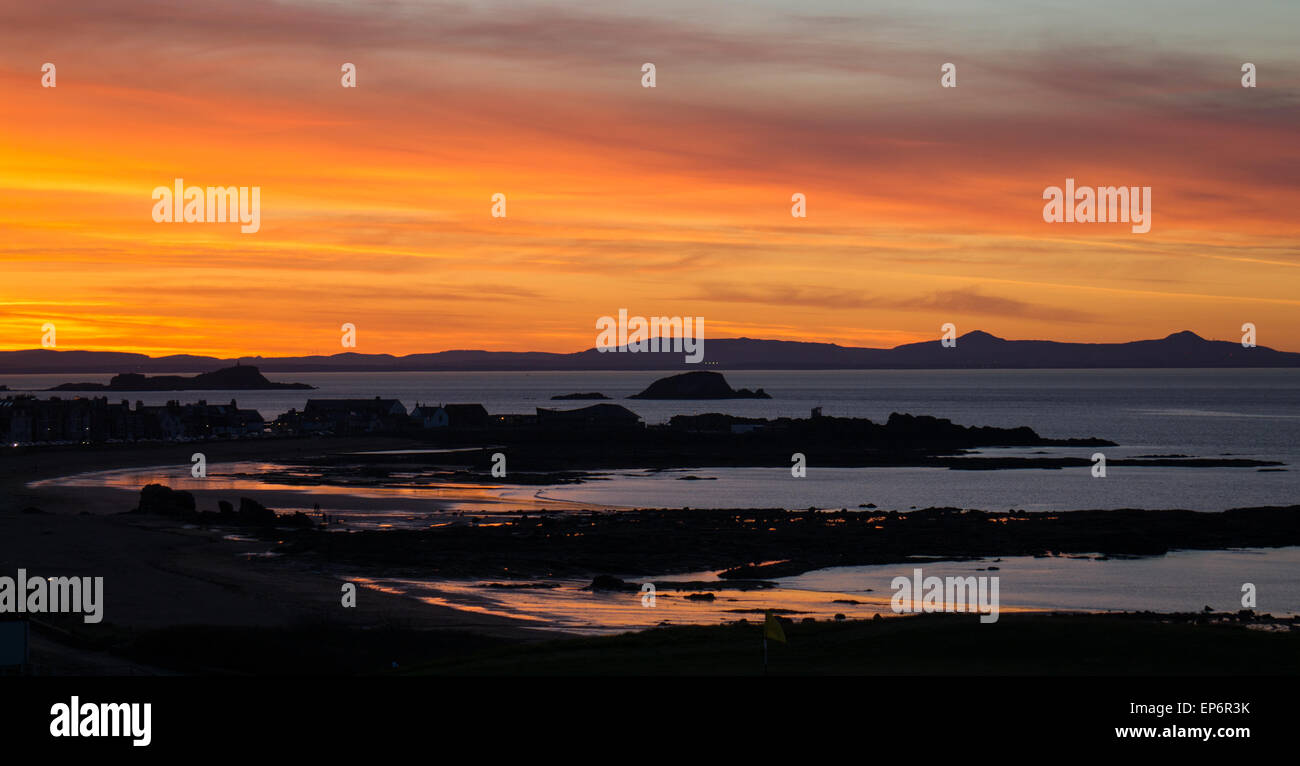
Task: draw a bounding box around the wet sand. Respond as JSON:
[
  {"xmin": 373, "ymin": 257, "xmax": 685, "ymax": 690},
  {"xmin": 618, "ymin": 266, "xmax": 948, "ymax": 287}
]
[{"xmin": 28, "ymin": 463, "xmax": 603, "ymax": 523}]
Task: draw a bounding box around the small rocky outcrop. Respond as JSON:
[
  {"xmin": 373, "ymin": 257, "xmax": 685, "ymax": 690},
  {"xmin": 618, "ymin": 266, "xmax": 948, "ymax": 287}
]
[
  {"xmin": 628, "ymin": 371, "xmax": 769, "ymax": 399},
  {"xmin": 135, "ymin": 483, "xmax": 197, "ymax": 516},
  {"xmin": 586, "ymin": 575, "xmax": 639, "ymax": 592},
  {"xmin": 132, "ymin": 483, "xmax": 310, "ymax": 527}
]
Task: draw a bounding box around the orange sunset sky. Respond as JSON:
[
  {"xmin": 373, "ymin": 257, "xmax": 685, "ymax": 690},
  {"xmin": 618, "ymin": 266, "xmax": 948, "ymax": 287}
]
[{"xmin": 1, "ymin": 0, "xmax": 1298, "ymax": 357}]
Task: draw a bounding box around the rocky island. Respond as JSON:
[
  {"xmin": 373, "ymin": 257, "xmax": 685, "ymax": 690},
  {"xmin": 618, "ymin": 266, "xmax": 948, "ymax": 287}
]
[
  {"xmin": 629, "ymin": 371, "xmax": 770, "ymax": 399},
  {"xmin": 49, "ymin": 364, "xmax": 314, "ymax": 391}
]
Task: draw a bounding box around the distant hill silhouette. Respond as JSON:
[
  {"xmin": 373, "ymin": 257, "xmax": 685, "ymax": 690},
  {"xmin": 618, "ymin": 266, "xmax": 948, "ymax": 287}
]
[{"xmin": 1, "ymin": 331, "xmax": 1295, "ymax": 374}]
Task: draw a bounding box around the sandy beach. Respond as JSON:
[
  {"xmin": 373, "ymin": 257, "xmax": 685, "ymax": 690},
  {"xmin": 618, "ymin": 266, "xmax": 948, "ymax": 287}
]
[{"xmin": 0, "ymin": 437, "xmax": 556, "ymax": 674}]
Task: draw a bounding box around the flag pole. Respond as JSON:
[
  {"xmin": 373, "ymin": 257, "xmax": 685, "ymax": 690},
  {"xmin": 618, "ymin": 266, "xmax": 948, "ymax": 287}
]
[{"xmin": 763, "ymin": 637, "xmax": 768, "ymax": 674}]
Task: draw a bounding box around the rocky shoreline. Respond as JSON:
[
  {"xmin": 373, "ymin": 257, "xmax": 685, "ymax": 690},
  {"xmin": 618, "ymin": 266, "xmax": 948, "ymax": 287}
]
[{"xmin": 259, "ymin": 504, "xmax": 1300, "ymax": 581}]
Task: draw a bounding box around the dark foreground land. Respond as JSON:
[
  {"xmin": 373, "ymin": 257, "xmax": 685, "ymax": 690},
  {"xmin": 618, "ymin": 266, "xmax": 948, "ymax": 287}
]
[
  {"xmin": 401, "ymin": 612, "xmax": 1300, "ymax": 676},
  {"xmin": 5, "ymin": 437, "xmax": 1300, "ymax": 677},
  {"xmin": 13, "ymin": 494, "xmax": 1300, "ymax": 675},
  {"xmin": 34, "ymin": 611, "xmax": 1300, "ymax": 676}
]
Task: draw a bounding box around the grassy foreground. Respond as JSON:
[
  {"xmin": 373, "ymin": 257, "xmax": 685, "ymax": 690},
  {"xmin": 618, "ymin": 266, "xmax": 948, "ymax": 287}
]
[
  {"xmin": 35, "ymin": 611, "xmax": 1300, "ymax": 676},
  {"xmin": 403, "ymin": 613, "xmax": 1300, "ymax": 676}
]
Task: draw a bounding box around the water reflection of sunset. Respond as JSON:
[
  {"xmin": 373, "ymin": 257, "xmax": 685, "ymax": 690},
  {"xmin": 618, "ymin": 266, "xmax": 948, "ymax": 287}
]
[
  {"xmin": 30, "ymin": 461, "xmax": 605, "ymax": 525},
  {"xmin": 352, "ymin": 576, "xmax": 899, "ymax": 635}
]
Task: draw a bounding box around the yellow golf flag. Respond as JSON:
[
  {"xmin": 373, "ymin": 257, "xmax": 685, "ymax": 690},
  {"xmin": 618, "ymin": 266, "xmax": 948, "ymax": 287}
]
[{"xmin": 763, "ymin": 610, "xmax": 787, "ymax": 643}]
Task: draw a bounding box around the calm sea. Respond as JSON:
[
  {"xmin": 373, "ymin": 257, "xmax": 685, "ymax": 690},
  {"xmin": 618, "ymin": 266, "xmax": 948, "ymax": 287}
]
[{"xmin": 13, "ymin": 369, "xmax": 1300, "ymax": 511}]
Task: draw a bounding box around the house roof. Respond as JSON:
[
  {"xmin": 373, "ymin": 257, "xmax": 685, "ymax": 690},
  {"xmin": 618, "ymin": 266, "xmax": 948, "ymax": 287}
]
[
  {"xmin": 443, "ymin": 403, "xmax": 488, "ymax": 416},
  {"xmin": 304, "ymin": 398, "xmax": 405, "ymax": 413}
]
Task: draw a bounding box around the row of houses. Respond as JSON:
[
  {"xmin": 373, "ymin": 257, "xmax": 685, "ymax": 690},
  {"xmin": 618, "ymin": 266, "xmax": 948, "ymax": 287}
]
[
  {"xmin": 0, "ymin": 396, "xmax": 263, "ymax": 444},
  {"xmin": 272, "ymin": 398, "xmax": 644, "ymax": 436},
  {"xmin": 271, "ymin": 399, "xmax": 490, "ymax": 436},
  {"xmin": 0, "ymin": 395, "xmax": 649, "ymax": 444}
]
